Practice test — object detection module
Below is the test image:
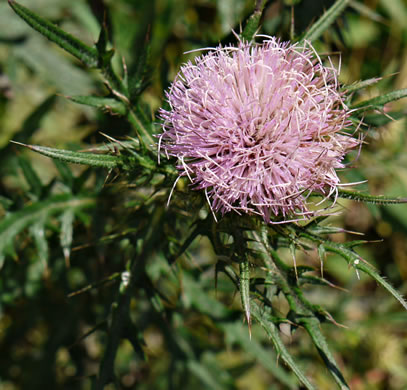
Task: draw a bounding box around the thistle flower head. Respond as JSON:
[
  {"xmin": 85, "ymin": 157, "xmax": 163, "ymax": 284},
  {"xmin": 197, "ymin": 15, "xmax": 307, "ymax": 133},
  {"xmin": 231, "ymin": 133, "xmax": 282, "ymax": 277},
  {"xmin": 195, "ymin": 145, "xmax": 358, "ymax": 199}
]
[{"xmin": 159, "ymin": 37, "xmax": 359, "ymax": 223}]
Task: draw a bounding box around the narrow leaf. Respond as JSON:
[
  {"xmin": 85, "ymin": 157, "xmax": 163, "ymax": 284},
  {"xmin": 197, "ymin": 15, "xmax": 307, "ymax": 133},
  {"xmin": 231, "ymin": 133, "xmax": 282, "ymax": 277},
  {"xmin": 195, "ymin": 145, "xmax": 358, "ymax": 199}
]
[
  {"xmin": 337, "ymin": 189, "xmax": 407, "ymax": 204},
  {"xmin": 342, "ymin": 77, "xmax": 381, "ymax": 93},
  {"xmin": 54, "ymin": 160, "xmax": 74, "ymax": 189},
  {"xmin": 187, "ymin": 360, "xmax": 225, "ymax": 390},
  {"xmin": 60, "ymin": 209, "xmax": 75, "ymax": 264},
  {"xmin": 29, "ymin": 218, "xmax": 49, "ymax": 270},
  {"xmin": 356, "ymin": 261, "xmax": 407, "ymax": 311},
  {"xmin": 1, "ymin": 95, "xmax": 56, "ymax": 164},
  {"xmin": 362, "ymin": 111, "xmax": 407, "ymax": 127},
  {"xmin": 8, "ymin": 0, "xmax": 98, "ymax": 67},
  {"xmin": 18, "ymin": 156, "xmax": 42, "ymax": 198},
  {"xmin": 351, "ymin": 88, "xmax": 407, "ymax": 111},
  {"xmin": 241, "ymin": 0, "xmax": 267, "ymax": 41},
  {"xmin": 301, "ymin": 0, "xmax": 350, "ymax": 43},
  {"xmin": 95, "ymin": 18, "xmax": 114, "ymax": 66},
  {"xmin": 239, "ymin": 259, "xmax": 252, "ymax": 336},
  {"xmin": 0, "ymin": 194, "xmax": 95, "ymax": 260},
  {"xmin": 222, "ymin": 322, "xmax": 298, "ymax": 389},
  {"xmin": 68, "ymin": 95, "xmax": 127, "ymax": 116},
  {"xmin": 320, "ymin": 241, "xmax": 407, "ymax": 311},
  {"xmin": 251, "ymin": 303, "xmax": 316, "ymax": 390},
  {"xmin": 302, "ymin": 318, "xmax": 350, "ymax": 390},
  {"xmin": 11, "ymin": 142, "xmax": 120, "ymax": 169},
  {"xmin": 128, "ymin": 34, "xmax": 152, "ymax": 102}
]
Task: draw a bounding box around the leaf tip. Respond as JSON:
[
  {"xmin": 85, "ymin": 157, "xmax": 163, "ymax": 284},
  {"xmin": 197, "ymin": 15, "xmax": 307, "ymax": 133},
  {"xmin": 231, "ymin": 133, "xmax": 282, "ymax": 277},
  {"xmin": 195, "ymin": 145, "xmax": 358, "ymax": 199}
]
[{"xmin": 10, "ymin": 140, "xmax": 28, "ymax": 148}]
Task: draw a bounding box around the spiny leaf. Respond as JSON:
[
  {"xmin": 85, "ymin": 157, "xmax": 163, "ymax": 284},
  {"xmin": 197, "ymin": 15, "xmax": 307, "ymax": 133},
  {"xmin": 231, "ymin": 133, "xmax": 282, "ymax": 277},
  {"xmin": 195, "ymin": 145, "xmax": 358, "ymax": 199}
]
[
  {"xmin": 302, "ymin": 317, "xmax": 350, "ymax": 390},
  {"xmin": 250, "ymin": 303, "xmax": 316, "ymax": 390},
  {"xmin": 351, "ymin": 88, "xmax": 407, "ymax": 111},
  {"xmin": 239, "ymin": 259, "xmax": 252, "ymax": 337},
  {"xmin": 355, "ymin": 260, "xmax": 407, "ymax": 311},
  {"xmin": 320, "ymin": 241, "xmax": 407, "ymax": 311},
  {"xmin": 337, "ymin": 189, "xmax": 407, "ymax": 204},
  {"xmin": 300, "ymin": 0, "xmax": 350, "ymax": 43},
  {"xmin": 128, "ymin": 33, "xmax": 152, "ymax": 103},
  {"xmin": 0, "ymin": 194, "xmax": 96, "ymax": 261},
  {"xmin": 8, "ymin": 0, "xmax": 98, "ymax": 67},
  {"xmin": 95, "ymin": 18, "xmax": 114, "ymax": 67},
  {"xmin": 68, "ymin": 95, "xmax": 128, "ymax": 116},
  {"xmin": 241, "ymin": 0, "xmax": 267, "ymax": 41},
  {"xmin": 342, "ymin": 77, "xmax": 381, "ymax": 93},
  {"xmin": 11, "ymin": 142, "xmax": 121, "ymax": 169}
]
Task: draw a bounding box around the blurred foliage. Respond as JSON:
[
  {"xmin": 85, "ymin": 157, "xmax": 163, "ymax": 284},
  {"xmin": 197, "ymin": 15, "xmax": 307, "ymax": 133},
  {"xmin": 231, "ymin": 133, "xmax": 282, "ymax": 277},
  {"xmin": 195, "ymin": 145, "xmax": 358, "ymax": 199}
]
[{"xmin": 0, "ymin": 0, "xmax": 407, "ymax": 389}]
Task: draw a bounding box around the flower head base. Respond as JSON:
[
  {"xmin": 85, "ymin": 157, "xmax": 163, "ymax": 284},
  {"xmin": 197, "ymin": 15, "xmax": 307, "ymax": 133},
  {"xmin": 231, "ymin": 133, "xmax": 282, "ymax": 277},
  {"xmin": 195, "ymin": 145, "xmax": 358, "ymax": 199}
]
[{"xmin": 159, "ymin": 37, "xmax": 359, "ymax": 223}]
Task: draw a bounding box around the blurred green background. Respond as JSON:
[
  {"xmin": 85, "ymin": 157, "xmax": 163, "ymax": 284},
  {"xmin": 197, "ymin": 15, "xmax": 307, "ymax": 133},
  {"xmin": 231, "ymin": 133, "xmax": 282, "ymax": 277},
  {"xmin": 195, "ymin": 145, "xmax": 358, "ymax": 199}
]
[{"xmin": 0, "ymin": 0, "xmax": 407, "ymax": 389}]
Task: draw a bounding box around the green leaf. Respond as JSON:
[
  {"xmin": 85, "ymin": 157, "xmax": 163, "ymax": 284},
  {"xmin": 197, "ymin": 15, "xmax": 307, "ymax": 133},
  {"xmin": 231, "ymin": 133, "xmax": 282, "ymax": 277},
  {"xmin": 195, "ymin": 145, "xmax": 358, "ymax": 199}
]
[
  {"xmin": 8, "ymin": 0, "xmax": 98, "ymax": 68},
  {"xmin": 222, "ymin": 321, "xmax": 298, "ymax": 389},
  {"xmin": 18, "ymin": 155, "xmax": 42, "ymax": 198},
  {"xmin": 302, "ymin": 318, "xmax": 350, "ymax": 390},
  {"xmin": 68, "ymin": 95, "xmax": 128, "ymax": 116},
  {"xmin": 239, "ymin": 259, "xmax": 251, "ymax": 335},
  {"xmin": 54, "ymin": 160, "xmax": 74, "ymax": 189},
  {"xmin": 241, "ymin": 0, "xmax": 267, "ymax": 41},
  {"xmin": 300, "ymin": 0, "xmax": 351, "ymax": 43},
  {"xmin": 320, "ymin": 241, "xmax": 407, "ymax": 311},
  {"xmin": 95, "ymin": 19, "xmax": 114, "ymax": 67},
  {"xmin": 11, "ymin": 142, "xmax": 121, "ymax": 169},
  {"xmin": 181, "ymin": 273, "xmax": 231, "ymax": 318},
  {"xmin": 342, "ymin": 77, "xmax": 381, "ymax": 93},
  {"xmin": 29, "ymin": 217, "xmax": 49, "ymax": 268},
  {"xmin": 337, "ymin": 189, "xmax": 407, "ymax": 204},
  {"xmin": 1, "ymin": 95, "xmax": 56, "ymax": 164},
  {"xmin": 187, "ymin": 359, "xmax": 225, "ymax": 390},
  {"xmin": 355, "ymin": 261, "xmax": 407, "ymax": 311},
  {"xmin": 250, "ymin": 303, "xmax": 316, "ymax": 390},
  {"xmin": 0, "ymin": 194, "xmax": 95, "ymax": 261},
  {"xmin": 351, "ymin": 88, "xmax": 407, "ymax": 111},
  {"xmin": 362, "ymin": 111, "xmax": 407, "ymax": 127},
  {"xmin": 128, "ymin": 35, "xmax": 151, "ymax": 103},
  {"xmin": 60, "ymin": 209, "xmax": 75, "ymax": 263}
]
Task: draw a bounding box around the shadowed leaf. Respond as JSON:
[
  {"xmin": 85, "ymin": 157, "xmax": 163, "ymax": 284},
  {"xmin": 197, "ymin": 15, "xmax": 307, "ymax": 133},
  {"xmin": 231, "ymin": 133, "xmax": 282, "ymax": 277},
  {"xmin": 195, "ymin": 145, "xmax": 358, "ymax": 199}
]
[
  {"xmin": 0, "ymin": 194, "xmax": 95, "ymax": 263},
  {"xmin": 300, "ymin": 0, "xmax": 351, "ymax": 43}
]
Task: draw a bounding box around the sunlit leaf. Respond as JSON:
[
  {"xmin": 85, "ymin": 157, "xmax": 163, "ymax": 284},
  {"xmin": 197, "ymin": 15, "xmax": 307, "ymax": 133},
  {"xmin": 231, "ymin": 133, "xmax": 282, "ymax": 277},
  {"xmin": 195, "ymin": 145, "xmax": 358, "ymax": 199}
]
[{"xmin": 8, "ymin": 0, "xmax": 98, "ymax": 67}]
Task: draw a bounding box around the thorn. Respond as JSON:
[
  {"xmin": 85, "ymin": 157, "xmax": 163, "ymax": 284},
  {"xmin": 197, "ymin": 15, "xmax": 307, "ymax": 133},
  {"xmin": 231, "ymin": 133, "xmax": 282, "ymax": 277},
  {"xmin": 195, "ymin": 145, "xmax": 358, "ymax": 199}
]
[
  {"xmin": 9, "ymin": 140, "xmax": 29, "ymax": 148},
  {"xmin": 245, "ymin": 311, "xmax": 252, "ymax": 340},
  {"xmin": 63, "ymin": 247, "xmax": 71, "ymax": 268},
  {"xmin": 99, "ymin": 131, "xmax": 119, "ymax": 143}
]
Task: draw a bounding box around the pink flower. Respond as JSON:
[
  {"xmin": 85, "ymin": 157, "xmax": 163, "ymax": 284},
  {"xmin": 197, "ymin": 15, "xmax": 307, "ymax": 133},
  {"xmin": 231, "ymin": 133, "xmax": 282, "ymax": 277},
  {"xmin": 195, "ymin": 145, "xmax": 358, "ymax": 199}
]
[{"xmin": 159, "ymin": 37, "xmax": 359, "ymax": 223}]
